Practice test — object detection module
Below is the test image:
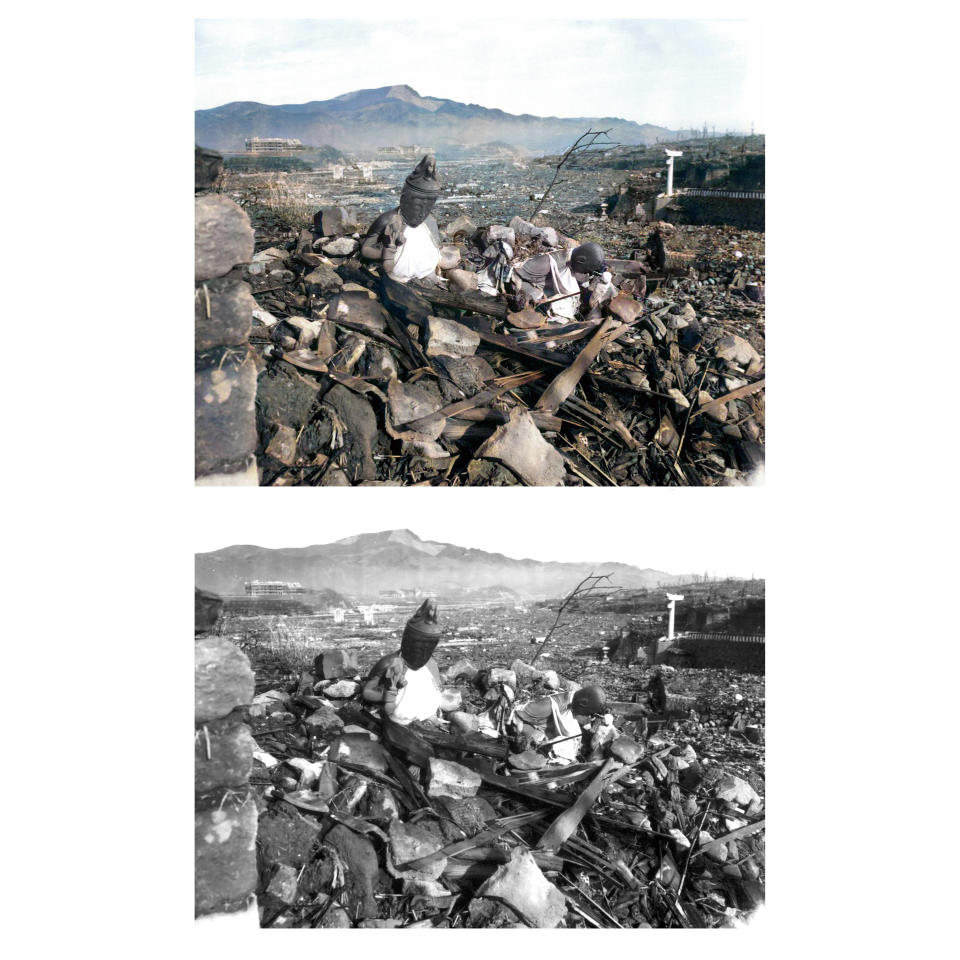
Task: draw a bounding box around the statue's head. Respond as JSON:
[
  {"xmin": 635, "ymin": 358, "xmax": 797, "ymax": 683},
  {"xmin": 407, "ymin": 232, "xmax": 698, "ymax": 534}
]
[
  {"xmin": 569, "ymin": 242, "xmax": 606, "ymax": 278},
  {"xmin": 399, "ymin": 154, "xmax": 440, "ymax": 227},
  {"xmin": 400, "ymin": 598, "xmax": 441, "ymax": 670},
  {"xmin": 571, "ymin": 684, "xmax": 607, "ymax": 720}
]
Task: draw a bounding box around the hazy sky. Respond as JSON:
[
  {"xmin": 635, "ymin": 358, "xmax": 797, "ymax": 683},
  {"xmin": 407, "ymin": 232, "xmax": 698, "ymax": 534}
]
[
  {"xmin": 192, "ymin": 489, "xmax": 765, "ymax": 579},
  {"xmin": 195, "ymin": 18, "xmax": 763, "ymax": 132}
]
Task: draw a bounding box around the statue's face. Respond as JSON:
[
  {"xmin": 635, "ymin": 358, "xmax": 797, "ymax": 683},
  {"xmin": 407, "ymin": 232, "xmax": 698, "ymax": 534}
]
[
  {"xmin": 401, "ymin": 634, "xmax": 439, "ymax": 670},
  {"xmin": 400, "ymin": 190, "xmax": 436, "ymax": 227}
]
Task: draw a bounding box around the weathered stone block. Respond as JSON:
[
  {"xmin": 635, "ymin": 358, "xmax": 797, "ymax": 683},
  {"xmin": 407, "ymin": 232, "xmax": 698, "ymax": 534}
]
[
  {"xmin": 195, "ymin": 146, "xmax": 223, "ymax": 192},
  {"xmin": 195, "ymin": 637, "xmax": 254, "ymax": 723},
  {"xmin": 195, "ymin": 194, "xmax": 255, "ymax": 283},
  {"xmin": 195, "ymin": 350, "xmax": 257, "ymax": 476},
  {"xmin": 195, "ymin": 275, "xmax": 256, "ymax": 351},
  {"xmin": 195, "ymin": 796, "xmax": 258, "ymax": 915},
  {"xmin": 195, "ymin": 720, "xmax": 255, "ymax": 793}
]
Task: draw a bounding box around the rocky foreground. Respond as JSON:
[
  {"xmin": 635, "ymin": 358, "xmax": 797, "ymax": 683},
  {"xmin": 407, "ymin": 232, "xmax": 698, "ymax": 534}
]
[
  {"xmin": 231, "ymin": 649, "xmax": 765, "ymax": 928},
  {"xmin": 220, "ymin": 192, "xmax": 764, "ymax": 486}
]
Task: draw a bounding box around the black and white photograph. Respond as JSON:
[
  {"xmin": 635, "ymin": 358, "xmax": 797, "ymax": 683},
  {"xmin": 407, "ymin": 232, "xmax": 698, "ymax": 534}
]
[{"xmin": 194, "ymin": 511, "xmax": 765, "ymax": 929}]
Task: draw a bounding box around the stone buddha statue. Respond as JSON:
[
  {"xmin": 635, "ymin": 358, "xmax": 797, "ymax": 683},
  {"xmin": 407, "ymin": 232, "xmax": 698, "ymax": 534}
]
[{"xmin": 361, "ymin": 155, "xmax": 459, "ymax": 283}]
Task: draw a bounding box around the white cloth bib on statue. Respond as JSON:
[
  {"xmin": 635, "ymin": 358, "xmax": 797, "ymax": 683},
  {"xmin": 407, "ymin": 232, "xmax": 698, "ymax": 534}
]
[
  {"xmin": 390, "ymin": 663, "xmax": 441, "ymax": 725},
  {"xmin": 389, "ymin": 222, "xmax": 440, "ymax": 282}
]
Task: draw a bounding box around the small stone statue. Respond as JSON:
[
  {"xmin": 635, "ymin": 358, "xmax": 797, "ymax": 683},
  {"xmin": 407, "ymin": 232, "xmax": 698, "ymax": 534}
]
[
  {"xmin": 361, "ymin": 155, "xmax": 458, "ymax": 283},
  {"xmin": 506, "ymin": 241, "xmax": 610, "ymax": 320}
]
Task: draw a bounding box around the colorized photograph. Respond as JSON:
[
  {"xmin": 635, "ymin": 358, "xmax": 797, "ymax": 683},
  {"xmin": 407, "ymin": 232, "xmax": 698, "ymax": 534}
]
[{"xmin": 195, "ymin": 18, "xmax": 764, "ymax": 487}]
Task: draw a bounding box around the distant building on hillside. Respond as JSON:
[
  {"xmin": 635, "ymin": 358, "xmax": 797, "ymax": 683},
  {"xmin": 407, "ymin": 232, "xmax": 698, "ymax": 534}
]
[
  {"xmin": 245, "ymin": 137, "xmax": 304, "ymax": 154},
  {"xmin": 244, "ymin": 580, "xmax": 305, "ymax": 596}
]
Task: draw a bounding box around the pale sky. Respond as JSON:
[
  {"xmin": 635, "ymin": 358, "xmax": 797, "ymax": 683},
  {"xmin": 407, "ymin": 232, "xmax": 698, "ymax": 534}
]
[
  {"xmin": 192, "ymin": 488, "xmax": 766, "ymax": 579},
  {"xmin": 195, "ymin": 18, "xmax": 763, "ymax": 132}
]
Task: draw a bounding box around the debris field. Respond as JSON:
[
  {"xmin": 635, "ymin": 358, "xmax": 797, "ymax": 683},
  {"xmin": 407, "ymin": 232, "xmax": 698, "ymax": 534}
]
[
  {"xmin": 243, "ymin": 648, "xmax": 765, "ymax": 928},
  {"xmin": 241, "ymin": 202, "xmax": 764, "ymax": 486}
]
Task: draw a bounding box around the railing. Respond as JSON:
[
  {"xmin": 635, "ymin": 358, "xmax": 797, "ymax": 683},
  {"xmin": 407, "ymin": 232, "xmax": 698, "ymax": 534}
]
[
  {"xmin": 676, "ymin": 631, "xmax": 765, "ymax": 644},
  {"xmin": 677, "ymin": 189, "xmax": 765, "ymax": 200}
]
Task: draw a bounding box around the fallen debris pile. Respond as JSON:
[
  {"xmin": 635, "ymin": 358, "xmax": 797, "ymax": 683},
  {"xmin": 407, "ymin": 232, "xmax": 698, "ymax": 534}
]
[
  {"xmin": 244, "ymin": 209, "xmax": 764, "ymax": 486},
  {"xmin": 245, "ymin": 654, "xmax": 765, "ymax": 928}
]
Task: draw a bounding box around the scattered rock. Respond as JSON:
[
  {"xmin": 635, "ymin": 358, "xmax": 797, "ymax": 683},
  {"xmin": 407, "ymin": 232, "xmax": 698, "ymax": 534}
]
[
  {"xmin": 264, "ymin": 424, "xmax": 298, "ymax": 465},
  {"xmin": 714, "ymin": 775, "xmax": 762, "ymax": 808},
  {"xmin": 475, "ymin": 408, "xmax": 567, "ymax": 486},
  {"xmin": 304, "ymin": 706, "xmax": 344, "ymax": 739},
  {"xmin": 488, "ymin": 667, "xmax": 517, "ymax": 689},
  {"xmin": 445, "ymin": 658, "xmax": 478, "ymax": 682},
  {"xmin": 303, "ymin": 263, "xmax": 343, "ymax": 294},
  {"xmin": 468, "ymin": 897, "xmax": 524, "ymax": 928},
  {"xmin": 424, "ymin": 315, "xmax": 481, "ymax": 358},
  {"xmin": 714, "ymin": 335, "xmax": 763, "ymax": 371},
  {"xmin": 447, "ymin": 711, "xmax": 480, "ymax": 734},
  {"xmin": 427, "ymin": 757, "xmax": 482, "ymax": 799},
  {"xmin": 265, "ymin": 864, "xmax": 299, "ymax": 905},
  {"xmin": 316, "ymin": 650, "xmax": 359, "ymax": 679},
  {"xmin": 315, "ymin": 206, "xmax": 362, "ymax": 237},
  {"xmin": 256, "ymin": 805, "xmax": 320, "ymax": 868},
  {"xmin": 608, "ymin": 737, "xmax": 645, "ymax": 763},
  {"xmin": 319, "ymin": 679, "xmax": 358, "ymax": 699},
  {"xmin": 446, "ymin": 268, "xmax": 479, "ymax": 292},
  {"xmin": 387, "ymin": 377, "xmax": 444, "ymax": 425},
  {"xmin": 440, "ymin": 688, "xmax": 463, "ymax": 712},
  {"xmin": 508, "ymin": 749, "xmax": 547, "ymax": 771},
  {"xmin": 327, "ymin": 734, "xmax": 390, "ymax": 773},
  {"xmin": 387, "ymin": 819, "xmax": 447, "ymax": 881},
  {"xmin": 322, "ymin": 237, "xmax": 359, "ymax": 257},
  {"xmin": 443, "ymin": 215, "xmax": 477, "ymax": 238},
  {"xmin": 326, "ymin": 824, "xmax": 379, "ymax": 919},
  {"xmin": 476, "ymin": 848, "xmax": 567, "ymax": 928},
  {"xmin": 510, "ymin": 659, "xmax": 543, "ymax": 685},
  {"xmin": 541, "ymin": 670, "xmax": 560, "ymax": 690}
]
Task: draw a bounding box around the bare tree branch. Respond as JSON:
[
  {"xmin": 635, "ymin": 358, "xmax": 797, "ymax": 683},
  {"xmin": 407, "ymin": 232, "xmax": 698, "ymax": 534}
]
[
  {"xmin": 530, "ymin": 572, "xmax": 613, "ymax": 665},
  {"xmin": 529, "ymin": 129, "xmax": 620, "ymax": 221}
]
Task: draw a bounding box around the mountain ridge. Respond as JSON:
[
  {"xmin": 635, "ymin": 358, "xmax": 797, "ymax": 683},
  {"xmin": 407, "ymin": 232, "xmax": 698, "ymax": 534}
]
[
  {"xmin": 195, "ymin": 530, "xmax": 690, "ymax": 600},
  {"xmin": 195, "ymin": 84, "xmax": 677, "ymax": 154}
]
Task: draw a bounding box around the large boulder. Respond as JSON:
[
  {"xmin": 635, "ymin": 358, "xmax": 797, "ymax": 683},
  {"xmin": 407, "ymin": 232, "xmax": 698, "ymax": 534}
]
[{"xmin": 195, "ymin": 194, "xmax": 255, "ymax": 282}]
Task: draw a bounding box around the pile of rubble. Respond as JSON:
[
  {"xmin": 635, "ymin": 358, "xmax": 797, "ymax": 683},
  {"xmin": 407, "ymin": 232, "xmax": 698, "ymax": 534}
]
[
  {"xmin": 243, "ymin": 207, "xmax": 764, "ymax": 486},
  {"xmin": 245, "ymin": 651, "xmax": 765, "ymax": 928}
]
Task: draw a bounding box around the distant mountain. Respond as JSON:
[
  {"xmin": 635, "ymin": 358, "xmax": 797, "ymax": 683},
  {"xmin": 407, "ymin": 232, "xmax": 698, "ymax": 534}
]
[
  {"xmin": 195, "ymin": 529, "xmax": 689, "ymax": 601},
  {"xmin": 195, "ymin": 84, "xmax": 676, "ymax": 155}
]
